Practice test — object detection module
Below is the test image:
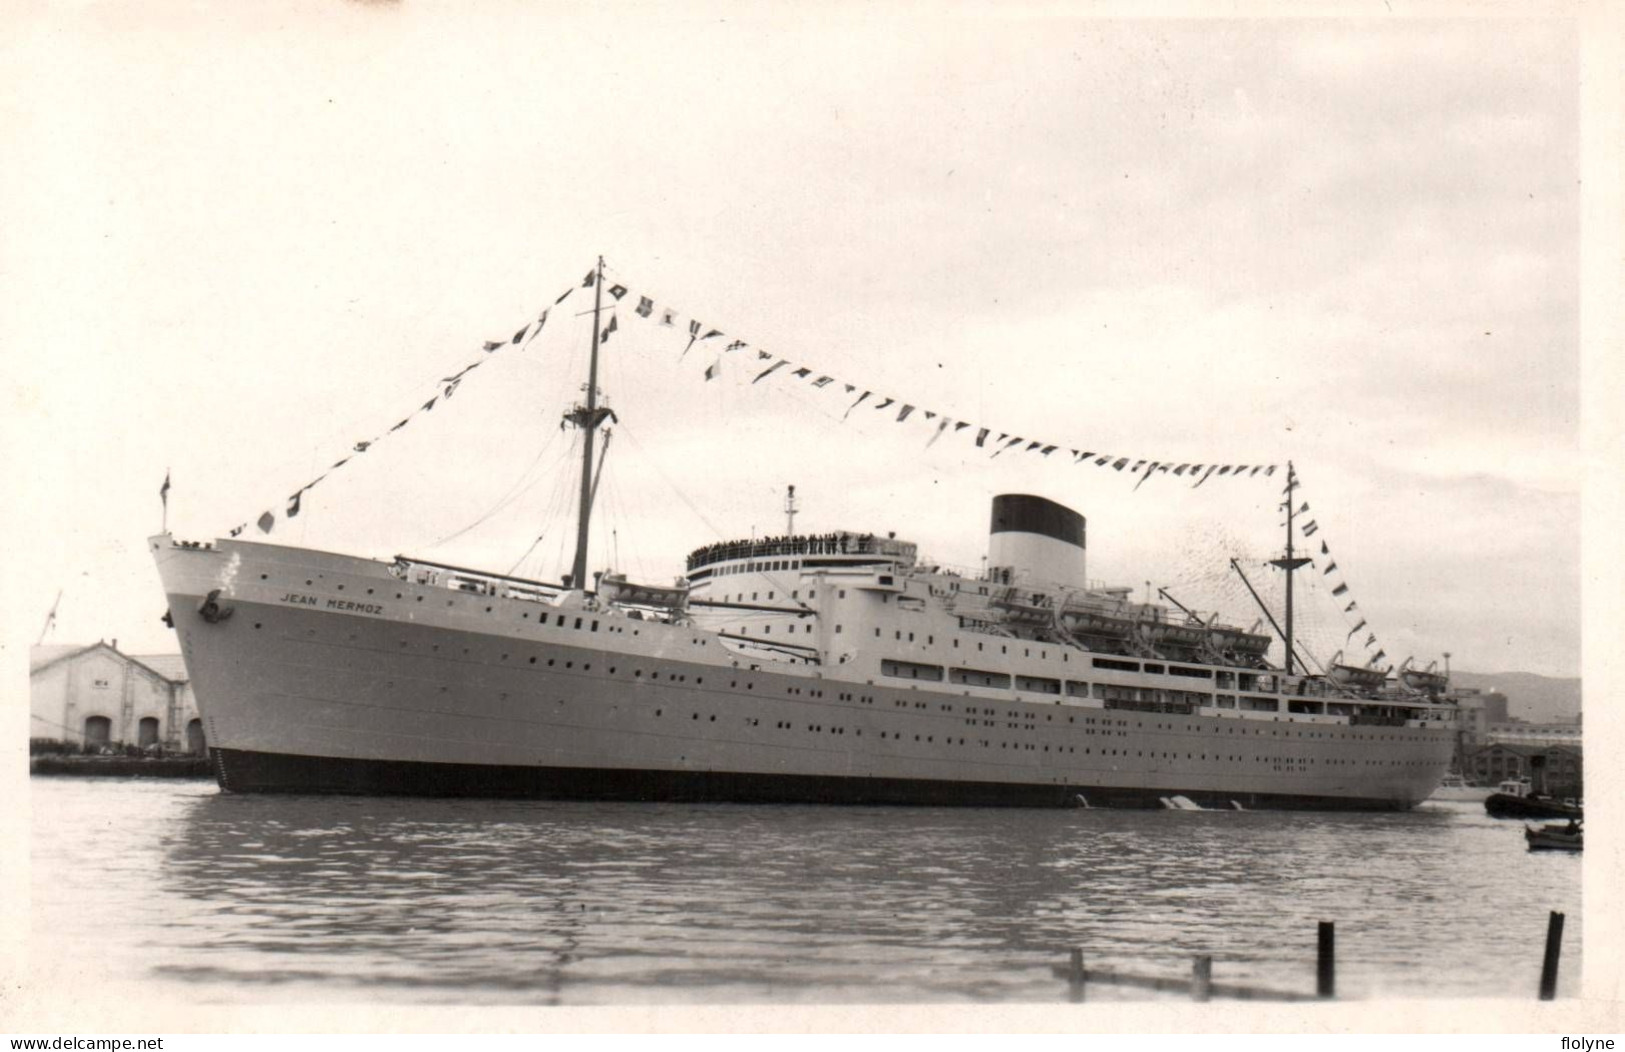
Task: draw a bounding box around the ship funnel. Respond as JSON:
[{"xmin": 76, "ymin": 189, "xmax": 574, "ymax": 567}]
[{"xmin": 987, "ymin": 494, "xmax": 1087, "ymax": 590}]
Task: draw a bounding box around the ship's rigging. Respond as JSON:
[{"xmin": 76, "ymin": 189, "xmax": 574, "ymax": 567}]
[
  {"xmin": 208, "ymin": 257, "xmax": 1423, "ymax": 680},
  {"xmin": 147, "ymin": 256, "xmax": 1462, "ymax": 808}
]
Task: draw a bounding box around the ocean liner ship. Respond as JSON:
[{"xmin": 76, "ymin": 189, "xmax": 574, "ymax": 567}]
[{"xmin": 150, "ymin": 261, "xmax": 1458, "ymax": 808}]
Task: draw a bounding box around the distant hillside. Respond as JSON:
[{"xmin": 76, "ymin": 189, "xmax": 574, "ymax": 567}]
[{"xmin": 1450, "ymin": 670, "xmax": 1582, "ymax": 724}]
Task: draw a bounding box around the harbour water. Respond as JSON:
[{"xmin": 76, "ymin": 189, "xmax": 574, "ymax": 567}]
[{"xmin": 27, "ymin": 778, "xmax": 1580, "ymax": 1005}]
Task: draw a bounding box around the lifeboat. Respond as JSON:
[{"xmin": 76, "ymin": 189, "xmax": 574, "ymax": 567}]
[
  {"xmin": 990, "ymin": 588, "xmax": 1055, "ymax": 624},
  {"xmin": 596, "ymin": 571, "xmax": 691, "ymax": 613},
  {"xmin": 1328, "ymin": 663, "xmax": 1388, "ymax": 690},
  {"xmin": 1210, "ymin": 627, "xmax": 1271, "ymax": 655},
  {"xmin": 1398, "ymin": 659, "xmax": 1450, "ymax": 694},
  {"xmin": 1062, "ymin": 611, "xmax": 1134, "ymax": 639},
  {"xmin": 1140, "ymin": 622, "xmax": 1209, "ymax": 650}
]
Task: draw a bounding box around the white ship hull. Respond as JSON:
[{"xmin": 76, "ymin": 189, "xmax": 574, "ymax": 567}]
[{"xmin": 152, "ymin": 535, "xmax": 1454, "ymax": 809}]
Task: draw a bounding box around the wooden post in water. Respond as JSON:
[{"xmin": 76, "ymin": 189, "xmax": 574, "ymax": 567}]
[
  {"xmin": 1540, "ymin": 911, "xmax": 1565, "ymax": 1000},
  {"xmin": 1068, "ymin": 948, "xmax": 1086, "ymax": 1003},
  {"xmin": 1316, "ymin": 921, "xmax": 1336, "ymax": 999},
  {"xmin": 1192, "ymin": 956, "xmax": 1212, "ymax": 1002}
]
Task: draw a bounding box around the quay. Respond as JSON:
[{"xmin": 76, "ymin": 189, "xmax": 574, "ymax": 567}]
[{"xmin": 30, "ymin": 753, "xmax": 212, "ymax": 779}]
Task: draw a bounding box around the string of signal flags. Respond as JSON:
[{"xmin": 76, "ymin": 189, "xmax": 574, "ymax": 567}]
[
  {"xmin": 1293, "ymin": 493, "xmax": 1390, "ymax": 670},
  {"xmin": 603, "ymin": 268, "xmax": 1282, "ymax": 491},
  {"xmin": 212, "ymin": 275, "xmax": 582, "ymax": 538},
  {"xmin": 623, "ymin": 264, "xmax": 1388, "ymax": 668},
  {"xmin": 205, "ymin": 260, "xmax": 1283, "ymax": 540}
]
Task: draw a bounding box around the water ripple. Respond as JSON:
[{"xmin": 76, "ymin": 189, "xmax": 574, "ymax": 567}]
[{"xmin": 30, "ymin": 780, "xmax": 1580, "ymax": 1004}]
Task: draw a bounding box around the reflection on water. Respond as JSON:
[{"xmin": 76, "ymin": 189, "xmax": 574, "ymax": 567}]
[{"xmin": 30, "ymin": 780, "xmax": 1580, "ymax": 1004}]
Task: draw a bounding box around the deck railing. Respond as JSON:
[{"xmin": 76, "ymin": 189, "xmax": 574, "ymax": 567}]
[{"xmin": 686, "ymin": 533, "xmax": 912, "ymax": 571}]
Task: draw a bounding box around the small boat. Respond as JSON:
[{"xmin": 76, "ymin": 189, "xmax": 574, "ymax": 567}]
[
  {"xmin": 1525, "ymin": 821, "xmax": 1582, "ymax": 852},
  {"xmin": 1428, "ymin": 773, "xmax": 1492, "ymax": 803}
]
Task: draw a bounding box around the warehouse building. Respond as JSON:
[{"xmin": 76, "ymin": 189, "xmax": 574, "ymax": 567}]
[{"xmin": 30, "ymin": 641, "xmax": 203, "ymax": 754}]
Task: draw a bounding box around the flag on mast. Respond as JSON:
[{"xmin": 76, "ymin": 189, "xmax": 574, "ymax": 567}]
[{"xmin": 37, "ymin": 590, "xmax": 61, "ymax": 645}]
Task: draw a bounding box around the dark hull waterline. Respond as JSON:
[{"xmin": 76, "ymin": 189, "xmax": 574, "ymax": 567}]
[{"xmin": 211, "ymin": 747, "xmax": 1419, "ymax": 811}]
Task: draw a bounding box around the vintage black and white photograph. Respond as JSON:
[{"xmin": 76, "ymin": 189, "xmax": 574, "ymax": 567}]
[{"xmin": 3, "ymin": 0, "xmax": 1616, "ymax": 1035}]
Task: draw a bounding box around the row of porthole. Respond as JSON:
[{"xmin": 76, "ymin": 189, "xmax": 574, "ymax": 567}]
[
  {"xmin": 623, "ymin": 678, "xmax": 1427, "ymax": 771},
  {"xmin": 873, "ymin": 629, "xmax": 1075, "ymax": 667},
  {"xmin": 259, "ymin": 572, "xmax": 665, "ymax": 642},
  {"xmin": 628, "ymin": 711, "xmax": 1273, "ymax": 761},
  {"xmin": 271, "ymin": 621, "xmax": 1004, "ymax": 714},
  {"xmin": 250, "ymin": 580, "xmax": 1437, "ymax": 733},
  {"xmin": 643, "ymin": 702, "xmax": 1428, "ymax": 768},
  {"xmin": 260, "ymin": 597, "xmax": 1364, "ymax": 734},
  {"xmin": 258, "ymin": 623, "xmax": 720, "ymax": 686},
  {"xmin": 244, "ymin": 619, "xmax": 1440, "ymax": 749},
  {"xmin": 259, "ymin": 634, "xmax": 1428, "ymax": 761},
  {"xmin": 1153, "ymin": 718, "xmax": 1397, "ymax": 743},
  {"xmin": 651, "ymin": 709, "xmax": 720, "ymax": 723}
]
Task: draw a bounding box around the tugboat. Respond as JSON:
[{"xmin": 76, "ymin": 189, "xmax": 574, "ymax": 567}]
[{"xmin": 1485, "ymin": 776, "xmax": 1581, "ymax": 820}]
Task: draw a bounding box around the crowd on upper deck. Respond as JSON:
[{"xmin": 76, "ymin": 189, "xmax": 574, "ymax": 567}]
[{"xmin": 686, "ymin": 532, "xmax": 883, "ymax": 571}]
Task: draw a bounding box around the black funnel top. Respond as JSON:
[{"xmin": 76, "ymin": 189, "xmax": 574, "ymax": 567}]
[{"xmin": 990, "ymin": 494, "xmax": 1085, "ymax": 548}]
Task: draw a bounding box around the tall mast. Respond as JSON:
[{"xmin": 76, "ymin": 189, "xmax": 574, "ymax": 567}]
[
  {"xmin": 1267, "ymin": 460, "xmax": 1311, "ymax": 675},
  {"xmin": 785, "ymin": 484, "xmax": 798, "ymax": 535},
  {"xmin": 569, "ymin": 256, "xmax": 606, "ymax": 590}
]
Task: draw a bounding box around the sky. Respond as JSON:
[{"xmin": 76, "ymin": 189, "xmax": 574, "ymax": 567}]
[{"xmin": 2, "ymin": 2, "xmax": 1613, "ymax": 685}]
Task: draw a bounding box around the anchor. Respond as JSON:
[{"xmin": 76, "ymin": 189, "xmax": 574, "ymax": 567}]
[{"xmin": 197, "ymin": 589, "xmax": 234, "ymax": 624}]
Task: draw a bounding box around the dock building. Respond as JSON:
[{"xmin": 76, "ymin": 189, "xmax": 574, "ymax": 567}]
[{"xmin": 30, "ymin": 642, "xmax": 203, "ymax": 754}]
